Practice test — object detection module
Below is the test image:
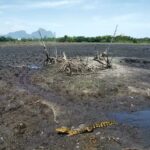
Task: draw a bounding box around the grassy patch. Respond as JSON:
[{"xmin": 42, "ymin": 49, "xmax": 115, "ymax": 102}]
[{"xmin": 31, "ymin": 66, "xmax": 127, "ymax": 99}]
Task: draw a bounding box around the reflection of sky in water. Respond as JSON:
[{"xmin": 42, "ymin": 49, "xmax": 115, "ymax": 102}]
[
  {"xmin": 108, "ymin": 110, "xmax": 150, "ymax": 148},
  {"xmin": 109, "ymin": 110, "xmax": 150, "ymax": 128}
]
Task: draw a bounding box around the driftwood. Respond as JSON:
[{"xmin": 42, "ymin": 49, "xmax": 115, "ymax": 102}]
[
  {"xmin": 39, "ymin": 26, "xmax": 119, "ymax": 75},
  {"xmin": 59, "ymin": 60, "xmax": 84, "ymax": 76},
  {"xmin": 93, "ymin": 25, "xmax": 118, "ymax": 69},
  {"xmin": 39, "ymin": 31, "xmax": 58, "ymax": 64},
  {"xmin": 58, "ymin": 57, "xmax": 97, "ymax": 76},
  {"xmin": 42, "ymin": 45, "xmax": 57, "ymax": 64},
  {"xmin": 93, "ymin": 52, "xmax": 112, "ymax": 69}
]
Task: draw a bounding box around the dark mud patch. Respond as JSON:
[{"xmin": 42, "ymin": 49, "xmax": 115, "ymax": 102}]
[
  {"xmin": 121, "ymin": 58, "xmax": 150, "ymax": 69},
  {"xmin": 1, "ymin": 43, "xmax": 150, "ymax": 149}
]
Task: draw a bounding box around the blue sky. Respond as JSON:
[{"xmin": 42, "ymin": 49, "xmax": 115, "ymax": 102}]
[{"xmin": 0, "ymin": 0, "xmax": 150, "ymax": 37}]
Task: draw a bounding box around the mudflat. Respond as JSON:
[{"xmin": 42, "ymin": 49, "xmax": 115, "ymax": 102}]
[{"xmin": 0, "ymin": 43, "xmax": 150, "ymax": 150}]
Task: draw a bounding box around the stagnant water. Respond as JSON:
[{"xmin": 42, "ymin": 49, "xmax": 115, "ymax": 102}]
[
  {"xmin": 109, "ymin": 110, "xmax": 150, "ymax": 128},
  {"xmin": 108, "ymin": 110, "xmax": 150, "ymax": 148}
]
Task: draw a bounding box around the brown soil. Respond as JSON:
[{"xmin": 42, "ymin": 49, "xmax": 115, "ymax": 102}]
[{"xmin": 0, "ymin": 43, "xmax": 150, "ymax": 150}]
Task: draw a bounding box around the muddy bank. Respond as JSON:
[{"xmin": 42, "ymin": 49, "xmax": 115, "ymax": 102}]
[{"xmin": 0, "ymin": 44, "xmax": 150, "ymax": 150}]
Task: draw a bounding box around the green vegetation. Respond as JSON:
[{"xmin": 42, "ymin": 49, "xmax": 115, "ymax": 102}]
[
  {"xmin": 1, "ymin": 35, "xmax": 150, "ymax": 44},
  {"xmin": 0, "ymin": 36, "xmax": 16, "ymax": 42},
  {"xmin": 56, "ymin": 35, "xmax": 150, "ymax": 43}
]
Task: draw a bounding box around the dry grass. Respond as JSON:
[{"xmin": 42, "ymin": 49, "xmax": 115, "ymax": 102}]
[
  {"xmin": 31, "ymin": 64, "xmax": 128, "ymax": 99},
  {"xmin": 31, "ymin": 58, "xmax": 150, "ymax": 100}
]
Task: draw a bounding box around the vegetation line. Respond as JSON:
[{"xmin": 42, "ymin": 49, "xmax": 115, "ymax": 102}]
[{"xmin": 1, "ymin": 35, "xmax": 150, "ymax": 44}]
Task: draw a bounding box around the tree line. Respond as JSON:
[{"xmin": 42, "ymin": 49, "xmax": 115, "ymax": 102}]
[
  {"xmin": 0, "ymin": 35, "xmax": 150, "ymax": 43},
  {"xmin": 0, "ymin": 36, "xmax": 16, "ymax": 42},
  {"xmin": 55, "ymin": 35, "xmax": 150, "ymax": 43}
]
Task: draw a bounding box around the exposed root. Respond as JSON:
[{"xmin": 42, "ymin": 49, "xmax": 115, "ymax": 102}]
[{"xmin": 93, "ymin": 51, "xmax": 112, "ymax": 69}]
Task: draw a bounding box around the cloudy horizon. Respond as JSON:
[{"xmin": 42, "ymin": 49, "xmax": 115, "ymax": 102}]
[{"xmin": 0, "ymin": 0, "xmax": 150, "ymax": 37}]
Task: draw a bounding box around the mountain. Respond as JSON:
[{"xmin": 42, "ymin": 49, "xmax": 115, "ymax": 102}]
[
  {"xmin": 5, "ymin": 28, "xmax": 55, "ymax": 39},
  {"xmin": 6, "ymin": 30, "xmax": 29, "ymax": 39},
  {"xmin": 31, "ymin": 28, "xmax": 55, "ymax": 39}
]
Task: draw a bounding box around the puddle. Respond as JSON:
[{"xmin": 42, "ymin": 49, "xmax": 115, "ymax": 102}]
[
  {"xmin": 27, "ymin": 64, "xmax": 41, "ymax": 69},
  {"xmin": 109, "ymin": 110, "xmax": 150, "ymax": 128},
  {"xmin": 108, "ymin": 110, "xmax": 150, "ymax": 148}
]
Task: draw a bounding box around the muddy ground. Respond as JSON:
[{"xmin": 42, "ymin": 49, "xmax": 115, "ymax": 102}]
[{"xmin": 0, "ymin": 43, "xmax": 150, "ymax": 150}]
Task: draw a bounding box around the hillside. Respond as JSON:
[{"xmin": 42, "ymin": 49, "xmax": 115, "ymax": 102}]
[{"xmin": 4, "ymin": 28, "xmax": 55, "ymax": 39}]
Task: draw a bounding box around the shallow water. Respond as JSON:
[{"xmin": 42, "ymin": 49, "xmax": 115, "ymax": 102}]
[
  {"xmin": 108, "ymin": 110, "xmax": 150, "ymax": 148},
  {"xmin": 109, "ymin": 110, "xmax": 150, "ymax": 128}
]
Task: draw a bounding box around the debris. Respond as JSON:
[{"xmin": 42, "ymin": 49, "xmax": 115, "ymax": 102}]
[
  {"xmin": 0, "ymin": 137, "xmax": 4, "ymax": 144},
  {"xmin": 39, "ymin": 30, "xmax": 114, "ymax": 75},
  {"xmin": 76, "ymin": 145, "xmax": 80, "ymax": 149},
  {"xmin": 130, "ymin": 103, "xmax": 135, "ymax": 108},
  {"xmin": 107, "ymin": 136, "xmax": 121, "ymax": 145},
  {"xmin": 39, "ymin": 31, "xmax": 57, "ymax": 65},
  {"xmin": 58, "ymin": 60, "xmax": 86, "ymax": 75},
  {"xmin": 93, "ymin": 51, "xmax": 112, "ymax": 69},
  {"xmin": 89, "ymin": 136, "xmax": 97, "ymax": 144},
  {"xmin": 146, "ymin": 88, "xmax": 150, "ymax": 97},
  {"xmin": 129, "ymin": 96, "xmax": 134, "ymax": 99},
  {"xmin": 14, "ymin": 122, "xmax": 27, "ymax": 134},
  {"xmin": 95, "ymin": 132, "xmax": 101, "ymax": 135},
  {"xmin": 100, "ymin": 136, "xmax": 105, "ymax": 140},
  {"xmin": 93, "ymin": 25, "xmax": 118, "ymax": 69}
]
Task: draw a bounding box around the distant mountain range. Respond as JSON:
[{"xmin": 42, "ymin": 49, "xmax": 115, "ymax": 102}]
[{"xmin": 4, "ymin": 28, "xmax": 55, "ymax": 39}]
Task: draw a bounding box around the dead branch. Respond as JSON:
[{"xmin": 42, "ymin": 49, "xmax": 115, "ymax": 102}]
[
  {"xmin": 93, "ymin": 25, "xmax": 118, "ymax": 69},
  {"xmin": 93, "ymin": 51, "xmax": 112, "ymax": 68},
  {"xmin": 39, "ymin": 31, "xmax": 57, "ymax": 64}
]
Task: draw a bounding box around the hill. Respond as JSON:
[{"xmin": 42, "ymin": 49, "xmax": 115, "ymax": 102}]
[{"xmin": 4, "ymin": 28, "xmax": 55, "ymax": 39}]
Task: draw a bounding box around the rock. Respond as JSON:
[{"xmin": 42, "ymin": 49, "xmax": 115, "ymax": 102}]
[
  {"xmin": 14, "ymin": 122, "xmax": 27, "ymax": 134},
  {"xmin": 40, "ymin": 131, "xmax": 44, "ymax": 136},
  {"xmin": 129, "ymin": 96, "xmax": 134, "ymax": 99},
  {"xmin": 130, "ymin": 103, "xmax": 135, "ymax": 108},
  {"xmin": 96, "ymin": 132, "xmax": 101, "ymax": 135},
  {"xmin": 100, "ymin": 136, "xmax": 105, "ymax": 140},
  {"xmin": 0, "ymin": 136, "xmax": 4, "ymax": 144},
  {"xmin": 76, "ymin": 145, "xmax": 80, "ymax": 149}
]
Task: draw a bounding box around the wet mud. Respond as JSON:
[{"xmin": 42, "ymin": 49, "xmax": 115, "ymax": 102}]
[{"xmin": 0, "ymin": 43, "xmax": 150, "ymax": 150}]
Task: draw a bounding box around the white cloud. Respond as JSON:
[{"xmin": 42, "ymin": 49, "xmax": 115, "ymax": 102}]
[
  {"xmin": 92, "ymin": 13, "xmax": 143, "ymax": 24},
  {"xmin": 0, "ymin": 19, "xmax": 63, "ymax": 35},
  {"xmin": 0, "ymin": 0, "xmax": 83, "ymax": 10},
  {"xmin": 82, "ymin": 5, "xmax": 96, "ymax": 10},
  {"xmin": 29, "ymin": 0, "xmax": 82, "ymax": 9},
  {"xmin": 90, "ymin": 13, "xmax": 150, "ymax": 37}
]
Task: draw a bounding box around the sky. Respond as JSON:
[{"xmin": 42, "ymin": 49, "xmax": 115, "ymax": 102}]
[{"xmin": 0, "ymin": 0, "xmax": 150, "ymax": 37}]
